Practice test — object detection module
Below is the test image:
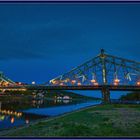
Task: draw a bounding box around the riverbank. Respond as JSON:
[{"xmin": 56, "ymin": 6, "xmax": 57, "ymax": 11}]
[{"xmin": 1, "ymin": 104, "xmax": 140, "ymax": 137}]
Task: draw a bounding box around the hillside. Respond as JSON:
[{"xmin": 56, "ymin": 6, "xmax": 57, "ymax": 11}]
[
  {"xmin": 45, "ymin": 90, "xmax": 99, "ymax": 100},
  {"xmin": 1, "ymin": 90, "xmax": 99, "ymax": 100},
  {"xmin": 119, "ymin": 91, "xmax": 140, "ymax": 101}
]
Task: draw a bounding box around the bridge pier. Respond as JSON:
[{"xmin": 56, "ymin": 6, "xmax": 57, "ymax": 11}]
[{"xmin": 102, "ymin": 87, "xmax": 110, "ymax": 103}]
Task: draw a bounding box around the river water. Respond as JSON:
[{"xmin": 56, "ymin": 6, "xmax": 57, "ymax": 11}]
[{"xmin": 0, "ymin": 97, "xmax": 101, "ymax": 130}]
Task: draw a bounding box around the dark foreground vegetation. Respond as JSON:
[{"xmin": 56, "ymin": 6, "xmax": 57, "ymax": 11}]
[
  {"xmin": 120, "ymin": 91, "xmax": 140, "ymax": 101},
  {"xmin": 1, "ymin": 104, "xmax": 140, "ymax": 137}
]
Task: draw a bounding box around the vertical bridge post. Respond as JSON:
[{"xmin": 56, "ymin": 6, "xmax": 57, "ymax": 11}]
[{"xmin": 100, "ymin": 49, "xmax": 110, "ymax": 103}]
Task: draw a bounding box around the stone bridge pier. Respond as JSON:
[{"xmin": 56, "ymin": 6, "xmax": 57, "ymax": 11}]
[{"xmin": 101, "ymin": 86, "xmax": 110, "ymax": 103}]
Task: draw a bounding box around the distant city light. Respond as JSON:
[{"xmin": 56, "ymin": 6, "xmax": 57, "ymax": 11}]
[{"xmin": 32, "ymin": 81, "xmax": 35, "ymax": 84}]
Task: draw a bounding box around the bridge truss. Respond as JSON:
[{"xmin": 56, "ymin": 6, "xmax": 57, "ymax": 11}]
[
  {"xmin": 0, "ymin": 72, "xmax": 15, "ymax": 86},
  {"xmin": 49, "ymin": 49, "xmax": 140, "ymax": 87},
  {"xmin": 0, "ymin": 49, "xmax": 140, "ymax": 103}
]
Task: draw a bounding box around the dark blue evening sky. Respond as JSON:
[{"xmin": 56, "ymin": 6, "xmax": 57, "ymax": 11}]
[{"xmin": 0, "ymin": 3, "xmax": 140, "ymax": 97}]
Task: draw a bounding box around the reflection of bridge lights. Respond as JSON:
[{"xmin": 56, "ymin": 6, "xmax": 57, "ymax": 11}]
[
  {"xmin": 25, "ymin": 119, "xmax": 29, "ymax": 124},
  {"xmin": 14, "ymin": 112, "xmax": 17, "ymax": 115},
  {"xmin": 7, "ymin": 110, "xmax": 10, "ymax": 115},
  {"xmin": 10, "ymin": 111, "xmax": 13, "ymax": 115},
  {"xmin": 11, "ymin": 117, "xmax": 14, "ymax": 124},
  {"xmin": 0, "ymin": 109, "xmax": 22, "ymax": 117},
  {"xmin": 3, "ymin": 110, "xmax": 6, "ymax": 113},
  {"xmin": 0, "ymin": 115, "xmax": 5, "ymax": 121},
  {"xmin": 3, "ymin": 88, "xmax": 27, "ymax": 91},
  {"xmin": 17, "ymin": 112, "xmax": 22, "ymax": 117}
]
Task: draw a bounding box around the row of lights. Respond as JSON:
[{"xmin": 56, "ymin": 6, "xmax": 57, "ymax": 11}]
[
  {"xmin": 0, "ymin": 81, "xmax": 36, "ymax": 86},
  {"xmin": 51, "ymin": 78, "xmax": 140, "ymax": 86},
  {"xmin": 0, "ymin": 110, "xmax": 22, "ymax": 117},
  {"xmin": 113, "ymin": 78, "xmax": 140, "ymax": 86},
  {"xmin": 51, "ymin": 79, "xmax": 99, "ymax": 86},
  {"xmin": 17, "ymin": 81, "xmax": 36, "ymax": 85}
]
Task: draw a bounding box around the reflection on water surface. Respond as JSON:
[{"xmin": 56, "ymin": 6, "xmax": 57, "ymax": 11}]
[{"xmin": 0, "ymin": 95, "xmax": 101, "ymax": 130}]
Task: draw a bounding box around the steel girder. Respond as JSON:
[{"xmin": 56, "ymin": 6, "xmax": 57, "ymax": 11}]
[{"xmin": 49, "ymin": 50, "xmax": 140, "ymax": 86}]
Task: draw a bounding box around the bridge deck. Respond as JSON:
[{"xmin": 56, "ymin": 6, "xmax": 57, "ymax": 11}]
[{"xmin": 0, "ymin": 85, "xmax": 140, "ymax": 91}]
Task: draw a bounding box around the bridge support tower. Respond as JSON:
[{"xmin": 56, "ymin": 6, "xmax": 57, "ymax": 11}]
[
  {"xmin": 100, "ymin": 49, "xmax": 110, "ymax": 103},
  {"xmin": 102, "ymin": 86, "xmax": 110, "ymax": 103}
]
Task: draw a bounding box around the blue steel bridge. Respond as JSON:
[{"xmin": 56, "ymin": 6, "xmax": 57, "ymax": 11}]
[{"xmin": 0, "ymin": 49, "xmax": 140, "ymax": 103}]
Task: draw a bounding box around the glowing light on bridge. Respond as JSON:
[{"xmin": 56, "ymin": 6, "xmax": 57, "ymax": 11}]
[
  {"xmin": 94, "ymin": 82, "xmax": 99, "ymax": 86},
  {"xmin": 77, "ymin": 82, "xmax": 81, "ymax": 86},
  {"xmin": 11, "ymin": 117, "xmax": 14, "ymax": 124},
  {"xmin": 114, "ymin": 78, "xmax": 120, "ymax": 85},
  {"xmin": 71, "ymin": 80, "xmax": 76, "ymax": 84},
  {"xmin": 136, "ymin": 81, "xmax": 140, "ymax": 86},
  {"xmin": 91, "ymin": 79, "xmax": 96, "ymax": 83},
  {"xmin": 60, "ymin": 83, "xmax": 64, "ymax": 86}
]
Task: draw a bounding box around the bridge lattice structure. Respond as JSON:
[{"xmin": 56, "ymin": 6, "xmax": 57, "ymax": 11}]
[
  {"xmin": 49, "ymin": 49, "xmax": 140, "ymax": 87},
  {"xmin": 0, "ymin": 72, "xmax": 15, "ymax": 86},
  {"xmin": 1, "ymin": 49, "xmax": 140, "ymax": 103}
]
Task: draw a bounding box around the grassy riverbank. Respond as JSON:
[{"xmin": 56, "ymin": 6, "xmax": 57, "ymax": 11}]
[{"xmin": 2, "ymin": 104, "xmax": 140, "ymax": 137}]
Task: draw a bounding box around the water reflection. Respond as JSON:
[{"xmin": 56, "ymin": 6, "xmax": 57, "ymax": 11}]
[
  {"xmin": 23, "ymin": 100, "xmax": 101, "ymax": 116},
  {"xmin": 54, "ymin": 99, "xmax": 72, "ymax": 104},
  {"xmin": 32, "ymin": 99, "xmax": 44, "ymax": 108},
  {"xmin": 0, "ymin": 96, "xmax": 100, "ymax": 130},
  {"xmin": 0, "ymin": 115, "xmax": 5, "ymax": 121},
  {"xmin": 25, "ymin": 118, "xmax": 29, "ymax": 124},
  {"xmin": 10, "ymin": 117, "xmax": 14, "ymax": 124},
  {"xmin": 0, "ymin": 109, "xmax": 22, "ymax": 117}
]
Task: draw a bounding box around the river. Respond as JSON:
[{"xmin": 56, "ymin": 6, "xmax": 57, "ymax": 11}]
[{"xmin": 0, "ymin": 96, "xmax": 101, "ymax": 131}]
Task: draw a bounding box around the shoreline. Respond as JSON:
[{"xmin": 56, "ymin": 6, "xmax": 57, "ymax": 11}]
[
  {"xmin": 1, "ymin": 103, "xmax": 140, "ymax": 137},
  {"xmin": 0, "ymin": 102, "xmax": 101, "ymax": 136}
]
